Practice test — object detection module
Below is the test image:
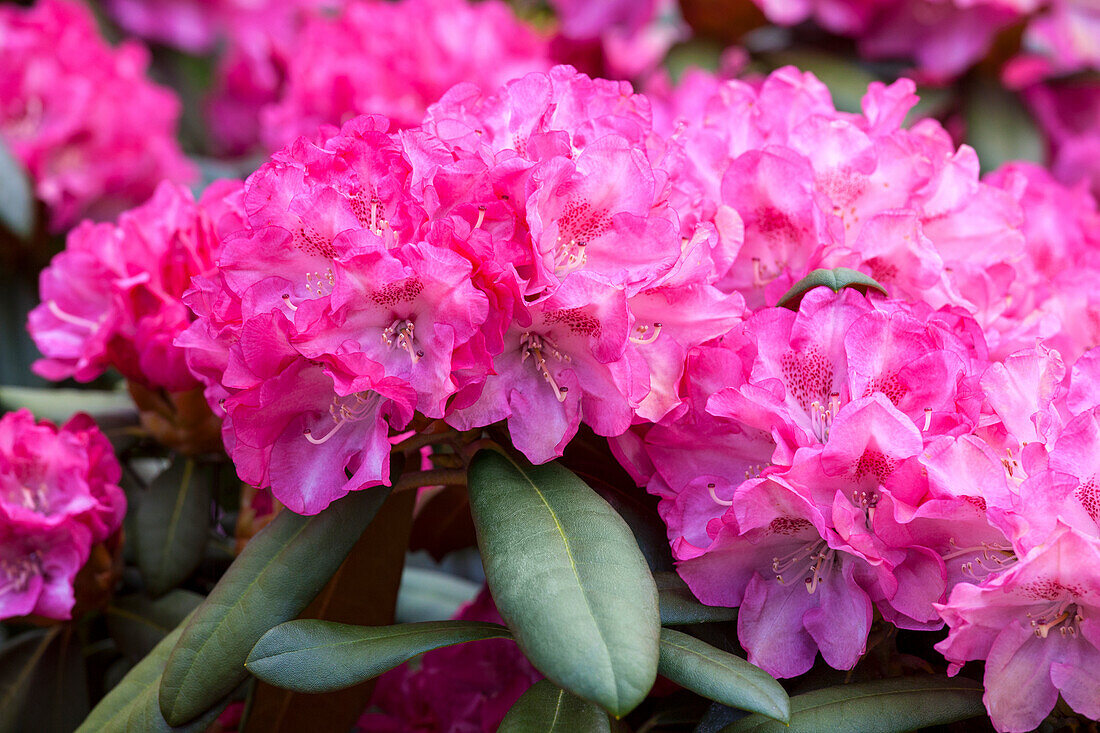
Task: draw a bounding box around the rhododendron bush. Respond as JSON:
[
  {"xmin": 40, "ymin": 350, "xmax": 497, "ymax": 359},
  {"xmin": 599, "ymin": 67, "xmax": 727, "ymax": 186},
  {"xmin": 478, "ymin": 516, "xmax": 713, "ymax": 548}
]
[{"xmin": 2, "ymin": 1, "xmax": 1100, "ymax": 732}]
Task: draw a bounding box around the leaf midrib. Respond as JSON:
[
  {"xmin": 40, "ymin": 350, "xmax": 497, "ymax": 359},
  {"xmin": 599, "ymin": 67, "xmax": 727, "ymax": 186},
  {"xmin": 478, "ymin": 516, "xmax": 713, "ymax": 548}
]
[
  {"xmin": 506, "ymin": 455, "xmax": 620, "ymax": 708},
  {"xmin": 246, "ymin": 622, "xmax": 509, "ymax": 665}
]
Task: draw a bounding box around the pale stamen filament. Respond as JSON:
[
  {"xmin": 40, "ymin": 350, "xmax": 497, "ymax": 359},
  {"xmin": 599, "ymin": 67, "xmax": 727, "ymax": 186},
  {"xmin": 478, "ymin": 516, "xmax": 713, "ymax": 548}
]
[
  {"xmin": 381, "ymin": 319, "xmax": 423, "ymax": 363},
  {"xmin": 47, "ymin": 301, "xmax": 100, "ymax": 331},
  {"xmin": 475, "ymin": 206, "xmax": 486, "ymax": 230},
  {"xmin": 520, "ymin": 332, "xmax": 571, "ymax": 402},
  {"xmin": 304, "ymin": 393, "xmax": 374, "ymax": 444},
  {"xmin": 772, "ymin": 539, "xmax": 831, "ymax": 593},
  {"xmin": 553, "ymin": 234, "xmax": 588, "ymax": 276},
  {"xmin": 707, "ymin": 482, "xmax": 733, "ymax": 507},
  {"xmin": 282, "ymin": 294, "xmax": 299, "ymax": 311},
  {"xmin": 923, "ymin": 407, "xmax": 933, "ymax": 431},
  {"xmin": 629, "ymin": 323, "xmax": 663, "ymax": 345},
  {"xmin": 1027, "ymin": 600, "xmax": 1082, "ymax": 639},
  {"xmin": 809, "ymin": 392, "xmax": 841, "ymax": 443}
]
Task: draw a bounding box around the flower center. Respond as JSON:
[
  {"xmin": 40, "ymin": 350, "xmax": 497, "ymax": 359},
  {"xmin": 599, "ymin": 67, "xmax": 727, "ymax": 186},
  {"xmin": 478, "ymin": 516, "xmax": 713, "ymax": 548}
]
[
  {"xmin": 1027, "ymin": 599, "xmax": 1083, "ymax": 639},
  {"xmin": 303, "ymin": 392, "xmax": 377, "ymax": 445},
  {"xmin": 941, "ymin": 538, "xmax": 1016, "ymax": 580},
  {"xmin": 381, "ymin": 319, "xmax": 423, "ymax": 363},
  {"xmin": 809, "ymin": 392, "xmax": 842, "ymax": 442},
  {"xmin": 0, "ymin": 552, "xmax": 41, "ymax": 596},
  {"xmin": 519, "ymin": 332, "xmax": 571, "ymax": 403},
  {"xmin": 772, "ymin": 538, "xmax": 835, "ymax": 594}
]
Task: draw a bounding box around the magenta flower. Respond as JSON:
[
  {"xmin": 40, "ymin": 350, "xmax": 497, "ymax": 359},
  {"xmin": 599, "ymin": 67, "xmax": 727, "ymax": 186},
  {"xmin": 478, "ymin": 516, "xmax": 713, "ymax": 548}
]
[
  {"xmin": 936, "ymin": 525, "xmax": 1100, "ymax": 732},
  {"xmin": 243, "ymin": 0, "xmax": 551, "ymax": 153},
  {"xmin": 0, "ymin": 0, "xmax": 194, "ymax": 231},
  {"xmin": 0, "ymin": 409, "xmax": 124, "ymax": 621},
  {"xmin": 29, "ymin": 180, "xmax": 245, "ymax": 393},
  {"xmin": 358, "ymin": 585, "xmax": 540, "ymax": 732}
]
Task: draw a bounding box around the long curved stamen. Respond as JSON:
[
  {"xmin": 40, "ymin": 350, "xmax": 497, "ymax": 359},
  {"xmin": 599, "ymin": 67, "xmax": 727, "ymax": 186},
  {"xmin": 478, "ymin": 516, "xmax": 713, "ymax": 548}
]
[
  {"xmin": 708, "ymin": 482, "xmax": 733, "ymax": 506},
  {"xmin": 304, "ymin": 420, "xmax": 347, "ymax": 445},
  {"xmin": 47, "ymin": 301, "xmax": 99, "ymax": 330},
  {"xmin": 282, "ymin": 294, "xmax": 299, "ymax": 311},
  {"xmin": 923, "ymin": 407, "xmax": 933, "ymax": 431},
  {"xmin": 475, "ymin": 206, "xmax": 486, "ymax": 230},
  {"xmin": 520, "ymin": 333, "xmax": 570, "ymax": 402},
  {"xmin": 772, "ymin": 539, "xmax": 831, "ymax": 591},
  {"xmin": 629, "ymin": 323, "xmax": 663, "ymax": 345}
]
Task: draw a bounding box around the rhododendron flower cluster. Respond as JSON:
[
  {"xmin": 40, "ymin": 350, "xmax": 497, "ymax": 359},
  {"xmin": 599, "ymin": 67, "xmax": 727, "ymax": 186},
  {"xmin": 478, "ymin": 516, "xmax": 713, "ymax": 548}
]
[
  {"xmin": 0, "ymin": 409, "xmax": 124, "ymax": 621},
  {"xmin": 29, "ymin": 180, "xmax": 244, "ymax": 393},
  {"xmin": 749, "ymin": 0, "xmax": 1097, "ymax": 82},
  {"xmin": 170, "ymin": 64, "xmax": 1100, "ymax": 728},
  {"xmin": 205, "ymin": 0, "xmax": 552, "ymax": 155},
  {"xmin": 0, "ymin": 0, "xmax": 194, "ymax": 231}
]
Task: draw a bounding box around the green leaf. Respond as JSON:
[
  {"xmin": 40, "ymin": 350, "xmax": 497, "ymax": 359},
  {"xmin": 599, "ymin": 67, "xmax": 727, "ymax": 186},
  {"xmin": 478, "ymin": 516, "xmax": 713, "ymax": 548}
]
[
  {"xmin": 498, "ymin": 680, "xmax": 611, "ymax": 732},
  {"xmin": 0, "ymin": 136, "xmax": 35, "ymax": 240},
  {"xmin": 965, "ymin": 81, "xmax": 1044, "ymax": 175},
  {"xmin": 721, "ymin": 676, "xmax": 985, "ymax": 733},
  {"xmin": 394, "ymin": 566, "xmax": 481, "ymax": 623},
  {"xmin": 77, "ymin": 612, "xmax": 226, "ymax": 733},
  {"xmin": 245, "ymin": 620, "xmax": 511, "ymax": 693},
  {"xmin": 0, "ymin": 628, "xmax": 60, "ymax": 731},
  {"xmin": 467, "ymin": 450, "xmax": 660, "ymax": 716},
  {"xmin": 655, "ymin": 572, "xmax": 738, "ymax": 626},
  {"xmin": 107, "ymin": 590, "xmax": 206, "ymax": 663},
  {"xmin": 158, "ymin": 485, "xmax": 393, "ymax": 726},
  {"xmin": 135, "ymin": 458, "xmax": 216, "ymax": 596},
  {"xmin": 0, "ymin": 386, "xmax": 136, "ymax": 426},
  {"xmin": 17, "ymin": 626, "xmax": 89, "ymax": 733},
  {"xmin": 658, "ymin": 629, "xmax": 788, "ymax": 722},
  {"xmin": 777, "ymin": 267, "xmax": 889, "ymax": 311}
]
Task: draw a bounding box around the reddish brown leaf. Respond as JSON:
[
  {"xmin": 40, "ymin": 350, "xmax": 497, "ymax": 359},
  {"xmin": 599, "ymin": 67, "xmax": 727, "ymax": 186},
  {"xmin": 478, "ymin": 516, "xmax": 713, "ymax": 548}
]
[{"xmin": 407, "ymin": 484, "xmax": 477, "ymax": 561}]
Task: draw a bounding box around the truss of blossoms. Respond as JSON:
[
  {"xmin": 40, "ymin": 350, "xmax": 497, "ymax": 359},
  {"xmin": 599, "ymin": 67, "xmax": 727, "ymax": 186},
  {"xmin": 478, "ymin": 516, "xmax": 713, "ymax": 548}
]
[{"xmin": 3, "ymin": 1, "xmax": 1100, "ymax": 731}]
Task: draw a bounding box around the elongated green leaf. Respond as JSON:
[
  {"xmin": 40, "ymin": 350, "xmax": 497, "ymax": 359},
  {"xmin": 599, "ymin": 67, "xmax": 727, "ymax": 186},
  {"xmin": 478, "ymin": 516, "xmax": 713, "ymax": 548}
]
[
  {"xmin": 135, "ymin": 458, "xmax": 215, "ymax": 596},
  {"xmin": 721, "ymin": 676, "xmax": 985, "ymax": 733},
  {"xmin": 0, "ymin": 628, "xmax": 59, "ymax": 731},
  {"xmin": 159, "ymin": 485, "xmax": 393, "ymax": 726},
  {"xmin": 658, "ymin": 629, "xmax": 788, "ymax": 722},
  {"xmin": 77, "ymin": 612, "xmax": 224, "ymax": 733},
  {"xmin": 0, "ymin": 136, "xmax": 35, "ymax": 240},
  {"xmin": 107, "ymin": 590, "xmax": 206, "ymax": 663},
  {"xmin": 0, "ymin": 386, "xmax": 136, "ymax": 426},
  {"xmin": 19, "ymin": 626, "xmax": 89, "ymax": 733},
  {"xmin": 467, "ymin": 451, "xmax": 660, "ymax": 716},
  {"xmin": 655, "ymin": 572, "xmax": 738, "ymax": 626},
  {"xmin": 498, "ymin": 680, "xmax": 611, "ymax": 733},
  {"xmin": 246, "ymin": 620, "xmax": 511, "ymax": 693},
  {"xmin": 777, "ymin": 268, "xmax": 888, "ymax": 311}
]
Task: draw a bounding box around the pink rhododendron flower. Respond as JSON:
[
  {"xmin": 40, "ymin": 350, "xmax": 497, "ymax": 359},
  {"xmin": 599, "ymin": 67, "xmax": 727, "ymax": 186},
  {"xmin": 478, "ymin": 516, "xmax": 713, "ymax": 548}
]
[
  {"xmin": 29, "ymin": 179, "xmax": 245, "ymax": 393},
  {"xmin": 748, "ymin": 0, "xmax": 1039, "ymax": 80},
  {"xmin": 209, "ymin": 0, "xmax": 552, "ymax": 155},
  {"xmin": 936, "ymin": 525, "xmax": 1100, "ymax": 732},
  {"xmin": 358, "ymin": 585, "xmax": 540, "ymax": 732},
  {"xmin": 0, "ymin": 409, "xmax": 125, "ymax": 621},
  {"xmin": 1023, "ymin": 80, "xmax": 1100, "ymax": 199},
  {"xmin": 636, "ymin": 287, "xmax": 995, "ymax": 676},
  {"xmin": 650, "ymin": 67, "xmax": 1025, "ymax": 319},
  {"xmin": 0, "ymin": 0, "xmax": 194, "ymax": 231}
]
